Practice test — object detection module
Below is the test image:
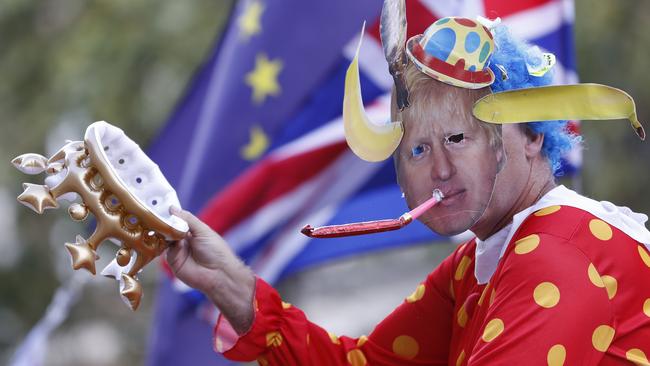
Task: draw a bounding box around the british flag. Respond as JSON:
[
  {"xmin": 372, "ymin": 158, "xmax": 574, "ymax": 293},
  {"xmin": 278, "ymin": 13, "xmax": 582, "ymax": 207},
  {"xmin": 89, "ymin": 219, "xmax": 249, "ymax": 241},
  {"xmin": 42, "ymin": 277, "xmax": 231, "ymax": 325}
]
[{"xmin": 146, "ymin": 0, "xmax": 579, "ymax": 364}]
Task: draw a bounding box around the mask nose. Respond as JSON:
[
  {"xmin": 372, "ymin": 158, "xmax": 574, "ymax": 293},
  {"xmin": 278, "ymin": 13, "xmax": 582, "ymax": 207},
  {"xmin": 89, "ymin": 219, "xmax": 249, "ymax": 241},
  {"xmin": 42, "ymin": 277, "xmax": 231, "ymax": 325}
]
[{"xmin": 430, "ymin": 145, "xmax": 456, "ymax": 182}]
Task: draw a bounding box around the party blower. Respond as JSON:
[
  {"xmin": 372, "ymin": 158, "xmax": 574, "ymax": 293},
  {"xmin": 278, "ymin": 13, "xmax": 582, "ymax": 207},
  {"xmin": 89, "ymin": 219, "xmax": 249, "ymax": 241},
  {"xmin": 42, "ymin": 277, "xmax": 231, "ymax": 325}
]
[
  {"xmin": 13, "ymin": 121, "xmax": 188, "ymax": 310},
  {"xmin": 302, "ymin": 190, "xmax": 444, "ymax": 238}
]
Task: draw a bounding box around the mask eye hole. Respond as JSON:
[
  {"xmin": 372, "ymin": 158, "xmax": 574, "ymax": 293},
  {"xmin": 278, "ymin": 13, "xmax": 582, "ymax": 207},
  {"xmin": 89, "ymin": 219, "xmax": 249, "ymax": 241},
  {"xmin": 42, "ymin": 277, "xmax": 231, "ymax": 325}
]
[
  {"xmin": 445, "ymin": 133, "xmax": 464, "ymax": 145},
  {"xmin": 410, "ymin": 144, "xmax": 430, "ymax": 159}
]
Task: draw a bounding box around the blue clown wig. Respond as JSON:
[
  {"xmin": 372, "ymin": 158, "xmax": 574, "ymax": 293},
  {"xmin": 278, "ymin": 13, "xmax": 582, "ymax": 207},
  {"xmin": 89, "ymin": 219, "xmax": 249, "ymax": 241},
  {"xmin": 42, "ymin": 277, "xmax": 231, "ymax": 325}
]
[{"xmin": 487, "ymin": 25, "xmax": 580, "ymax": 174}]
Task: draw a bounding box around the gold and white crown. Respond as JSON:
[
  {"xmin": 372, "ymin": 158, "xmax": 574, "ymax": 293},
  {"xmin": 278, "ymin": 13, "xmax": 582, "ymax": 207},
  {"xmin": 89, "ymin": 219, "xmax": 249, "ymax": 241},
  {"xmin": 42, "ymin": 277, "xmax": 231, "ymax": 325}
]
[{"xmin": 13, "ymin": 121, "xmax": 188, "ymax": 310}]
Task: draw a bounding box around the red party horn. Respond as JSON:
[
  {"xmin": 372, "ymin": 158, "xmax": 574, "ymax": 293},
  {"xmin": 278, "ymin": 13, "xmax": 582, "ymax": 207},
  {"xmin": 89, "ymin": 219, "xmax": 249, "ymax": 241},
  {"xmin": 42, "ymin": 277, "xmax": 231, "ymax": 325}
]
[{"xmin": 301, "ymin": 190, "xmax": 444, "ymax": 238}]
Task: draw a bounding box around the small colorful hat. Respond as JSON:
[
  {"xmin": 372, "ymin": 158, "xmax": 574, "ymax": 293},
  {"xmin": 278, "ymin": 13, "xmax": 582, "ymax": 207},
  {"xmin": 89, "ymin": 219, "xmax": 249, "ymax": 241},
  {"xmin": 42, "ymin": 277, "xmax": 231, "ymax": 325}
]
[{"xmin": 405, "ymin": 17, "xmax": 496, "ymax": 89}]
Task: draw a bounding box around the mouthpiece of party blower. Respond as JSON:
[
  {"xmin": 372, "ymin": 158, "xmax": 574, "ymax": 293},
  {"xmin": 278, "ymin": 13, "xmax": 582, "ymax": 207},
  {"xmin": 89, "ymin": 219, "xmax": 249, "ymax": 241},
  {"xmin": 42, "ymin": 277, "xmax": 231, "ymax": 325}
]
[{"xmin": 301, "ymin": 189, "xmax": 444, "ymax": 238}]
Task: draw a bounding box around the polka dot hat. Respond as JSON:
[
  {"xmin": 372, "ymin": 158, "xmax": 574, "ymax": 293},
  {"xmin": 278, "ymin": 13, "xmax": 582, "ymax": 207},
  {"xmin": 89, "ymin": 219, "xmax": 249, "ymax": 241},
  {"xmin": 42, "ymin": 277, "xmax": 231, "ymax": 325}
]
[{"xmin": 406, "ymin": 16, "xmax": 496, "ymax": 89}]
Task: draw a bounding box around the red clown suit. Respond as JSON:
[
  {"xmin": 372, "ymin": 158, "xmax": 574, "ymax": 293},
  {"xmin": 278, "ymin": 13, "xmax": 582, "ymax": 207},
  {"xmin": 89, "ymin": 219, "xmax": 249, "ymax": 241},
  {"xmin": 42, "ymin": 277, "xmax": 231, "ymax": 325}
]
[{"xmin": 214, "ymin": 186, "xmax": 650, "ymax": 365}]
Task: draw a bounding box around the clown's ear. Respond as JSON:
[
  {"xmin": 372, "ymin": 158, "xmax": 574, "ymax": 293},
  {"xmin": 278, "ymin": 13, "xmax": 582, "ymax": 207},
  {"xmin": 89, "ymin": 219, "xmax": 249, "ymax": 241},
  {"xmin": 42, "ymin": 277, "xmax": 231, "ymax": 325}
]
[{"xmin": 472, "ymin": 83, "xmax": 645, "ymax": 140}]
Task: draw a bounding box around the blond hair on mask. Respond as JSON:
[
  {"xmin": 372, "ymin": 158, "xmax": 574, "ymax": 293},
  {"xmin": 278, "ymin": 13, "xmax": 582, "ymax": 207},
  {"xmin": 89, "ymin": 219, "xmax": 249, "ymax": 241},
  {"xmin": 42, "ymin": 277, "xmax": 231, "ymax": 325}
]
[{"xmin": 391, "ymin": 62, "xmax": 503, "ymax": 151}]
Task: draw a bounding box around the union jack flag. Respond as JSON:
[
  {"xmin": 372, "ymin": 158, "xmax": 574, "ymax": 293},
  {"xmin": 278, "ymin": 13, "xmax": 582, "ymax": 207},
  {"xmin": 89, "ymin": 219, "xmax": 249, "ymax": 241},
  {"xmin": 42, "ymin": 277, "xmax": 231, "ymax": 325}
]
[{"xmin": 146, "ymin": 0, "xmax": 579, "ymax": 364}]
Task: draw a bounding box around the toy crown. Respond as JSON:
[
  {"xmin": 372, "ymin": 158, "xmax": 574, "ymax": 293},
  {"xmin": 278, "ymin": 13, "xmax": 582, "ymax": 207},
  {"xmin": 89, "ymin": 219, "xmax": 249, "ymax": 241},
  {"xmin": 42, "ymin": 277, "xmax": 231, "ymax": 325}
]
[{"xmin": 13, "ymin": 121, "xmax": 188, "ymax": 310}]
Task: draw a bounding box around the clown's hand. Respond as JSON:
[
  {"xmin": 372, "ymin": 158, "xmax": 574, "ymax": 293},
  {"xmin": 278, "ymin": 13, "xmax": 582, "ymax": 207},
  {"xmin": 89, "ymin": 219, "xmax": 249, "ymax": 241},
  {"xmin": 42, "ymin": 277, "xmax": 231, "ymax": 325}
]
[{"xmin": 166, "ymin": 207, "xmax": 255, "ymax": 334}]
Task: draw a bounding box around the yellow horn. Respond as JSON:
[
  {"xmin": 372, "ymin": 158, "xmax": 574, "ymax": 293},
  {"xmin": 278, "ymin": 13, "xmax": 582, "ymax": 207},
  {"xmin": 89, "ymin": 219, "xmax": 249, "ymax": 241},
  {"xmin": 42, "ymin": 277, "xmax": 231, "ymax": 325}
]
[
  {"xmin": 343, "ymin": 23, "xmax": 404, "ymax": 162},
  {"xmin": 472, "ymin": 83, "xmax": 645, "ymax": 140}
]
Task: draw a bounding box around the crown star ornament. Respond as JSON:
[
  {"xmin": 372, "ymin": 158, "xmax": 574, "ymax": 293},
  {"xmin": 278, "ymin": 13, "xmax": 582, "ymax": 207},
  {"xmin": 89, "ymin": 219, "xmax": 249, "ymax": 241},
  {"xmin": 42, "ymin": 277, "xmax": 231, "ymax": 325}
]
[
  {"xmin": 17, "ymin": 182, "xmax": 59, "ymax": 213},
  {"xmin": 13, "ymin": 121, "xmax": 189, "ymax": 310},
  {"xmin": 65, "ymin": 235, "xmax": 98, "ymax": 274}
]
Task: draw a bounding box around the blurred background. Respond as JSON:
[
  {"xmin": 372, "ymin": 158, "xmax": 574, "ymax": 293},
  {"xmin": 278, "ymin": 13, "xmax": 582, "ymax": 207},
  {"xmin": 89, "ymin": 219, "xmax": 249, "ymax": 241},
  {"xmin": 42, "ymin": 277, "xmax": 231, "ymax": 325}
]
[{"xmin": 0, "ymin": 0, "xmax": 649, "ymax": 365}]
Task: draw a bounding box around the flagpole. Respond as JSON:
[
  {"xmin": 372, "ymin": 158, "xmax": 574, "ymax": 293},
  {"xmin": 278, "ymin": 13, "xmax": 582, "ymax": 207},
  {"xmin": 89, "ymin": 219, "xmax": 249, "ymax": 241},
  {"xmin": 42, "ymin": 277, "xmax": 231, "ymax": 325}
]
[{"xmin": 9, "ymin": 272, "xmax": 89, "ymax": 366}]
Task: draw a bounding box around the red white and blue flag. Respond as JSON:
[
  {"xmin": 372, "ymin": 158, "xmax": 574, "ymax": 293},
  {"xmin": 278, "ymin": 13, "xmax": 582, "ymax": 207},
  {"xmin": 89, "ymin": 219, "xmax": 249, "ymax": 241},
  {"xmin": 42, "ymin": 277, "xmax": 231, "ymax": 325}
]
[{"xmin": 145, "ymin": 1, "xmax": 579, "ymax": 365}]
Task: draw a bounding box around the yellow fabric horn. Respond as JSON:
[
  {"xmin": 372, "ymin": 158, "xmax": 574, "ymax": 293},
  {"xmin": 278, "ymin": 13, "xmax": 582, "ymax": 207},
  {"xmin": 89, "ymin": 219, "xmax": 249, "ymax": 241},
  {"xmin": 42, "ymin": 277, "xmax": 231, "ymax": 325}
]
[
  {"xmin": 343, "ymin": 24, "xmax": 404, "ymax": 162},
  {"xmin": 472, "ymin": 83, "xmax": 645, "ymax": 140}
]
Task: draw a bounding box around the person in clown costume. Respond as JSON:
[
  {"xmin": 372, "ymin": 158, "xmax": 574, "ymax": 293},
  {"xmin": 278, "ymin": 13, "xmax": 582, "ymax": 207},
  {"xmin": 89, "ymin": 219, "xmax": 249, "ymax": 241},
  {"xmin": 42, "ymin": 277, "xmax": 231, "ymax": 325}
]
[{"xmin": 166, "ymin": 14, "xmax": 650, "ymax": 365}]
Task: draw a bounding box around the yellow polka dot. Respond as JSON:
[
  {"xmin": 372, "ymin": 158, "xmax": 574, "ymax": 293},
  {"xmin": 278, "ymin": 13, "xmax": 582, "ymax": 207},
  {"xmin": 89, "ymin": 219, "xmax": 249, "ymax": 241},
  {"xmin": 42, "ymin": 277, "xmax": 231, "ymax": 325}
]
[
  {"xmin": 392, "ymin": 335, "xmax": 419, "ymax": 359},
  {"xmin": 357, "ymin": 335, "xmax": 368, "ymax": 347},
  {"xmin": 346, "ymin": 349, "xmax": 367, "ymax": 366},
  {"xmin": 257, "ymin": 356, "xmax": 269, "ymax": 366},
  {"xmin": 282, "ymin": 301, "xmax": 292, "ymax": 309},
  {"xmin": 533, "ymin": 282, "xmax": 560, "ymax": 308},
  {"xmin": 215, "ymin": 337, "xmax": 224, "ymax": 353},
  {"xmin": 592, "ymin": 325, "xmax": 615, "ymax": 352},
  {"xmin": 478, "ymin": 286, "xmax": 488, "ymax": 306},
  {"xmin": 449, "ymin": 280, "xmax": 455, "ymax": 300},
  {"xmin": 406, "ymin": 284, "xmax": 426, "ymax": 303},
  {"xmin": 639, "ymin": 245, "xmax": 650, "ymax": 268},
  {"xmin": 601, "ymin": 275, "xmax": 618, "ymax": 299},
  {"xmin": 457, "ymin": 304, "xmax": 468, "ymax": 327},
  {"xmin": 547, "ymin": 344, "xmax": 566, "ymax": 366},
  {"xmin": 328, "ymin": 332, "xmax": 340, "ymax": 345},
  {"xmin": 455, "ymin": 256, "xmax": 472, "ymax": 281},
  {"xmin": 489, "ymin": 288, "xmax": 496, "ymax": 306},
  {"xmin": 535, "ymin": 205, "xmax": 561, "ymax": 216},
  {"xmin": 588, "ymin": 263, "xmax": 605, "ymax": 288},
  {"xmin": 589, "ymin": 219, "xmax": 613, "ymax": 241},
  {"xmin": 627, "ymin": 348, "xmax": 649, "ymax": 365},
  {"xmin": 266, "ymin": 331, "xmax": 283, "ymax": 347},
  {"xmin": 514, "ymin": 234, "xmax": 540, "ymax": 255},
  {"xmin": 643, "ymin": 299, "xmax": 650, "ymax": 317},
  {"xmin": 482, "ymin": 318, "xmax": 505, "ymax": 342},
  {"xmin": 456, "ymin": 349, "xmax": 466, "ymax": 366}
]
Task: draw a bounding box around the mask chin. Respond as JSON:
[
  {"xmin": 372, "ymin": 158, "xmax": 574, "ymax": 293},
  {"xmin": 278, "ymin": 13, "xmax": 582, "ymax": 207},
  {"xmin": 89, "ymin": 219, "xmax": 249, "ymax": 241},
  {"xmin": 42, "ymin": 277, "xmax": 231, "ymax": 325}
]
[{"xmin": 454, "ymin": 158, "xmax": 501, "ymax": 237}]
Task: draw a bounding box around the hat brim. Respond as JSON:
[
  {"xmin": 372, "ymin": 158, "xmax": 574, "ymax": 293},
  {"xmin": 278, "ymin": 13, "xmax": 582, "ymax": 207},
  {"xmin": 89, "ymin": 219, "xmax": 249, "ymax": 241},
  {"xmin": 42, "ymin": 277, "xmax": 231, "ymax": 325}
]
[
  {"xmin": 472, "ymin": 84, "xmax": 645, "ymax": 140},
  {"xmin": 406, "ymin": 35, "xmax": 495, "ymax": 89}
]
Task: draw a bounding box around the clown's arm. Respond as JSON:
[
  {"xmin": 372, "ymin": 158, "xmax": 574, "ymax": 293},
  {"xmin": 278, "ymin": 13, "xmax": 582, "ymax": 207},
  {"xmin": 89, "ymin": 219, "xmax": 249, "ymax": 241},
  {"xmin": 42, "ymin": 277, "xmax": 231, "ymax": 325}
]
[
  {"xmin": 166, "ymin": 208, "xmax": 257, "ymax": 335},
  {"xmin": 216, "ymin": 257, "xmax": 457, "ymax": 365},
  {"xmin": 168, "ymin": 209, "xmax": 457, "ymax": 365}
]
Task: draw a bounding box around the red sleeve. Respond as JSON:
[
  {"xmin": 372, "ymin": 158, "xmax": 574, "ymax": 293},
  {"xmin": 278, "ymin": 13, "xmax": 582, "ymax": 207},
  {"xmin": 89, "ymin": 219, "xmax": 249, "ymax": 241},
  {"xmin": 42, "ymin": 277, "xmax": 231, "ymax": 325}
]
[
  {"xmin": 215, "ymin": 250, "xmax": 460, "ymax": 365},
  {"xmin": 467, "ymin": 233, "xmax": 614, "ymax": 365}
]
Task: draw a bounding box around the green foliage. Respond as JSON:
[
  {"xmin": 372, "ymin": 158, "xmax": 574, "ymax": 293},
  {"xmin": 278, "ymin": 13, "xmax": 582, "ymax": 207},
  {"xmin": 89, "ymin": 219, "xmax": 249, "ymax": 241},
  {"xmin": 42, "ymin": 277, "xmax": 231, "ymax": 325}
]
[
  {"xmin": 0, "ymin": 1, "xmax": 233, "ymax": 364},
  {"xmin": 574, "ymin": 0, "xmax": 650, "ymax": 215}
]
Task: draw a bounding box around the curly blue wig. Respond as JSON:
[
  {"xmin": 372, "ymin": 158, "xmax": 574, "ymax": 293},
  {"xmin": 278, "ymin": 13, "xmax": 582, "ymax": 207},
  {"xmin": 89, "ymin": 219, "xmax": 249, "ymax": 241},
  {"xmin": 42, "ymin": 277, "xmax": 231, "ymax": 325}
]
[{"xmin": 487, "ymin": 25, "xmax": 580, "ymax": 175}]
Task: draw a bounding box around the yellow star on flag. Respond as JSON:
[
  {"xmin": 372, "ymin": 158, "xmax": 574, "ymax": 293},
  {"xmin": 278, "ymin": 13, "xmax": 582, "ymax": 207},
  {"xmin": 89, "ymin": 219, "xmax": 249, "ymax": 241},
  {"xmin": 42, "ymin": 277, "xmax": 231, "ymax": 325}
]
[
  {"xmin": 238, "ymin": 0, "xmax": 264, "ymax": 40},
  {"xmin": 245, "ymin": 53, "xmax": 283, "ymax": 104},
  {"xmin": 240, "ymin": 125, "xmax": 270, "ymax": 161}
]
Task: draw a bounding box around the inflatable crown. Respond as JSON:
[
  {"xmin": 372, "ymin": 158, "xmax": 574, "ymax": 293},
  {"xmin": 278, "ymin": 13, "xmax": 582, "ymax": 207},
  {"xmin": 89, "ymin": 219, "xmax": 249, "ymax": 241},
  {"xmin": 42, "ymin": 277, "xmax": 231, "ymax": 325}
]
[{"xmin": 13, "ymin": 121, "xmax": 188, "ymax": 310}]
